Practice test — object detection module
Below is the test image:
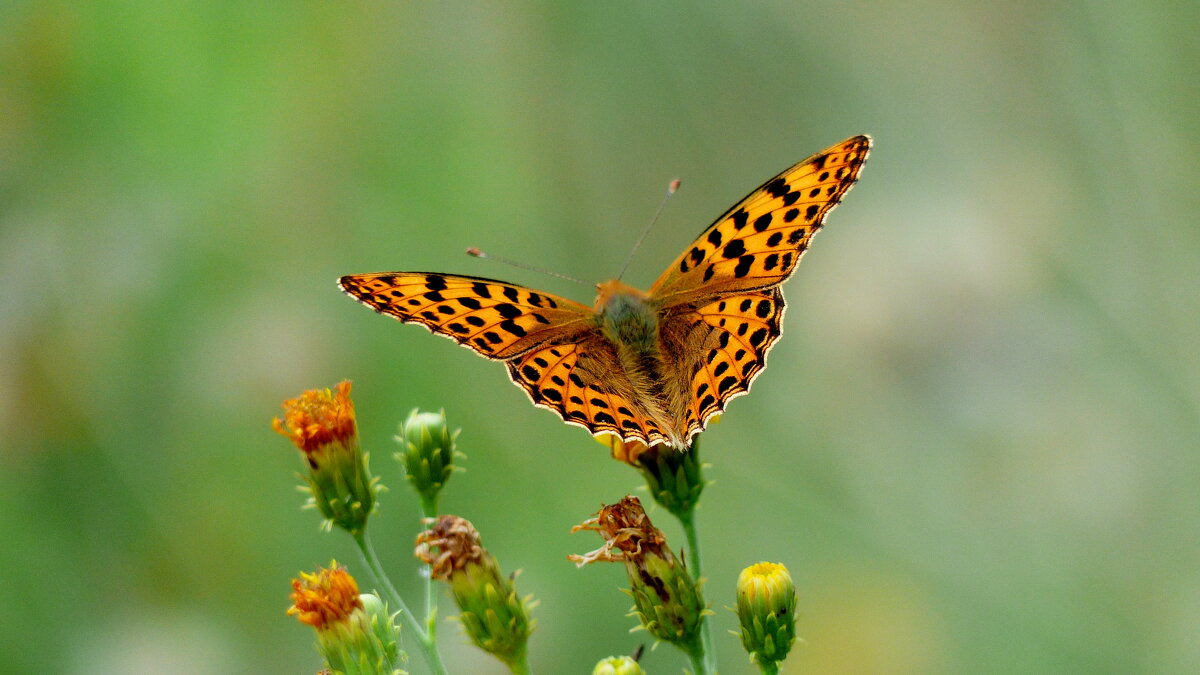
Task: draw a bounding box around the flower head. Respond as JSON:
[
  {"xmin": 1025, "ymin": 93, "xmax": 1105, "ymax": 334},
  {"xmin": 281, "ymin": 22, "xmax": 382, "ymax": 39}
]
[
  {"xmin": 289, "ymin": 562, "xmax": 363, "ymax": 631},
  {"xmin": 288, "ymin": 562, "xmax": 403, "ymax": 674},
  {"xmin": 600, "ymin": 435, "xmax": 652, "ymax": 466},
  {"xmin": 274, "ymin": 381, "xmax": 357, "ymax": 463},
  {"xmin": 736, "ymin": 561, "xmax": 797, "ymax": 668},
  {"xmin": 396, "ymin": 409, "xmax": 459, "ymax": 510},
  {"xmin": 273, "ymin": 381, "xmax": 378, "ymax": 534},
  {"xmin": 571, "ymin": 496, "xmax": 707, "ymax": 654},
  {"xmin": 415, "ymin": 516, "xmax": 535, "ymax": 669},
  {"xmin": 592, "ymin": 655, "xmax": 647, "ymax": 675}
]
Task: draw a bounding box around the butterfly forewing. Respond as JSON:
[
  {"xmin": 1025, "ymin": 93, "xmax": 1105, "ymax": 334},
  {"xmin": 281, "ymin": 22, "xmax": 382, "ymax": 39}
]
[
  {"xmin": 650, "ymin": 135, "xmax": 870, "ymax": 303},
  {"xmin": 338, "ymin": 272, "xmax": 591, "ymax": 359}
]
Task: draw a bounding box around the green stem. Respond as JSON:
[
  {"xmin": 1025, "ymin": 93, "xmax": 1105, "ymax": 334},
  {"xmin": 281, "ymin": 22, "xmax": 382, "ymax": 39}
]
[
  {"xmin": 508, "ymin": 655, "xmax": 533, "ymax": 675},
  {"xmin": 420, "ymin": 497, "xmax": 440, "ymax": 644},
  {"xmin": 353, "ymin": 530, "xmax": 449, "ymax": 675},
  {"xmin": 679, "ymin": 509, "xmax": 716, "ymax": 675},
  {"xmin": 758, "ymin": 660, "xmax": 778, "ymax": 675},
  {"xmin": 686, "ymin": 646, "xmax": 706, "ymax": 675}
]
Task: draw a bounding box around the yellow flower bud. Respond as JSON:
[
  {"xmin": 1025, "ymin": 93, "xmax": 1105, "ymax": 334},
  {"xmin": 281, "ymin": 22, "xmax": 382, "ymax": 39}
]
[
  {"xmin": 736, "ymin": 562, "xmax": 797, "ymax": 669},
  {"xmin": 592, "ymin": 655, "xmax": 647, "ymax": 675}
]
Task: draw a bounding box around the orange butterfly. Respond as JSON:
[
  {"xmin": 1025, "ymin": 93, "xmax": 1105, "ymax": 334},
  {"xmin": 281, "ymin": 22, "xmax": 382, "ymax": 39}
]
[{"xmin": 340, "ymin": 136, "xmax": 871, "ymax": 449}]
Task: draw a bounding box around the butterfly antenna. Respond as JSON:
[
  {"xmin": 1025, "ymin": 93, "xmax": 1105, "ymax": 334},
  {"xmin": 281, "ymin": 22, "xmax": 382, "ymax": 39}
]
[
  {"xmin": 617, "ymin": 178, "xmax": 680, "ymax": 282},
  {"xmin": 466, "ymin": 247, "xmax": 589, "ymax": 286}
]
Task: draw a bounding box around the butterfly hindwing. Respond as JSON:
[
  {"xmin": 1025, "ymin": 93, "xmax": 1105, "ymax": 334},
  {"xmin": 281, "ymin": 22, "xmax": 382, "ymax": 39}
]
[
  {"xmin": 650, "ymin": 135, "xmax": 870, "ymax": 302},
  {"xmin": 661, "ymin": 288, "xmax": 785, "ymax": 440},
  {"xmin": 507, "ymin": 331, "xmax": 671, "ymax": 445},
  {"xmin": 338, "ymin": 272, "xmax": 591, "ymax": 359}
]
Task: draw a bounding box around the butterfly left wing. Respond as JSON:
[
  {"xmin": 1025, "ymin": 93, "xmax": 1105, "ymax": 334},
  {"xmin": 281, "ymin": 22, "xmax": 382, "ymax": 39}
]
[
  {"xmin": 507, "ymin": 331, "xmax": 677, "ymax": 446},
  {"xmin": 338, "ymin": 272, "xmax": 592, "ymax": 359},
  {"xmin": 649, "ymin": 135, "xmax": 870, "ymax": 302}
]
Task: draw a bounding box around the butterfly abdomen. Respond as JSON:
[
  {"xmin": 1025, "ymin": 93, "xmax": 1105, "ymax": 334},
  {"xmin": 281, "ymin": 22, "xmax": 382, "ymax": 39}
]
[{"xmin": 594, "ymin": 280, "xmax": 679, "ymax": 440}]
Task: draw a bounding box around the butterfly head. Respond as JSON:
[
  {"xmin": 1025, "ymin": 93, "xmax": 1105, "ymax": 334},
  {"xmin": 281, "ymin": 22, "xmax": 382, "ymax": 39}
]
[{"xmin": 593, "ymin": 279, "xmax": 648, "ymax": 312}]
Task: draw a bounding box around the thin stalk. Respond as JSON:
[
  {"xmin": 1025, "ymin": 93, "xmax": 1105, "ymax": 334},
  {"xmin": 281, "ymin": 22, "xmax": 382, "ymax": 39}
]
[
  {"xmin": 686, "ymin": 647, "xmax": 706, "ymax": 675},
  {"xmin": 679, "ymin": 509, "xmax": 717, "ymax": 675},
  {"xmin": 758, "ymin": 661, "xmax": 779, "ymax": 675},
  {"xmin": 508, "ymin": 656, "xmax": 533, "ymax": 675},
  {"xmin": 420, "ymin": 496, "xmax": 440, "ymax": 643},
  {"xmin": 353, "ymin": 530, "xmax": 449, "ymax": 675}
]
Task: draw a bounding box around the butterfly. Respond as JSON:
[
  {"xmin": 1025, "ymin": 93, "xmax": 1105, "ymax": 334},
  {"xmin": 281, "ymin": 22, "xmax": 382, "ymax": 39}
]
[{"xmin": 339, "ymin": 135, "xmax": 871, "ymax": 449}]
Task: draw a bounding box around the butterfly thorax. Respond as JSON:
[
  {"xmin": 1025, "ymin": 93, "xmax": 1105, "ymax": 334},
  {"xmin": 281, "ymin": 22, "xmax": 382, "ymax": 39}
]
[{"xmin": 594, "ymin": 280, "xmax": 657, "ymax": 351}]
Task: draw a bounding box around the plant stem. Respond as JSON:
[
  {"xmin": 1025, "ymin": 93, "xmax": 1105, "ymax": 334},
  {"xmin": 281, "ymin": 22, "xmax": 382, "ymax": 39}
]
[
  {"xmin": 760, "ymin": 661, "xmax": 779, "ymax": 675},
  {"xmin": 687, "ymin": 646, "xmax": 706, "ymax": 675},
  {"xmin": 508, "ymin": 656, "xmax": 533, "ymax": 675},
  {"xmin": 420, "ymin": 497, "xmax": 440, "ymax": 644},
  {"xmin": 353, "ymin": 530, "xmax": 448, "ymax": 675},
  {"xmin": 679, "ymin": 509, "xmax": 717, "ymax": 675}
]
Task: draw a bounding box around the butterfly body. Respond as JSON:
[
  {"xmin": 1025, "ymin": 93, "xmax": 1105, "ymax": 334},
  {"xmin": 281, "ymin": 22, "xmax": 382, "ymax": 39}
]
[{"xmin": 340, "ymin": 135, "xmax": 871, "ymax": 449}]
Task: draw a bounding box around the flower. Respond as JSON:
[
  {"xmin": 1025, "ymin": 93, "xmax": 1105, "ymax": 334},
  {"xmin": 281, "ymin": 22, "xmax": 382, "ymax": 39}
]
[
  {"xmin": 592, "ymin": 655, "xmax": 647, "ymax": 675},
  {"xmin": 288, "ymin": 562, "xmax": 403, "ymax": 674},
  {"xmin": 415, "ymin": 516, "xmax": 535, "ymax": 669},
  {"xmin": 395, "ymin": 409, "xmax": 459, "ymax": 510},
  {"xmin": 600, "ymin": 435, "xmax": 652, "ymax": 466},
  {"xmin": 735, "ymin": 562, "xmax": 797, "ymax": 668},
  {"xmin": 273, "ymin": 381, "xmax": 378, "ymax": 534},
  {"xmin": 571, "ymin": 496, "xmax": 707, "ymax": 655}
]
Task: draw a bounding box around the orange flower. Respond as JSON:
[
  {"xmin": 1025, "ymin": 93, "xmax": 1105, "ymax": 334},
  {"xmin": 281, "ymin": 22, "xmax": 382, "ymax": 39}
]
[
  {"xmin": 273, "ymin": 380, "xmax": 357, "ymax": 465},
  {"xmin": 272, "ymin": 380, "xmax": 376, "ymax": 534},
  {"xmin": 288, "ymin": 562, "xmax": 362, "ymax": 631}
]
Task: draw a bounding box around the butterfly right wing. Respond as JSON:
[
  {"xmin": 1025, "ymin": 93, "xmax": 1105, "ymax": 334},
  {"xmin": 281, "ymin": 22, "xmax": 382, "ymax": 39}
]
[
  {"xmin": 658, "ymin": 287, "xmax": 785, "ymax": 444},
  {"xmin": 649, "ymin": 135, "xmax": 870, "ymax": 302},
  {"xmin": 338, "ymin": 272, "xmax": 592, "ymax": 360}
]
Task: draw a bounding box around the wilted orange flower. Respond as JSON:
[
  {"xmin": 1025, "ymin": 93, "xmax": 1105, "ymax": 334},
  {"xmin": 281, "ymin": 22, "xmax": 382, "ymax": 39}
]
[
  {"xmin": 569, "ymin": 495, "xmax": 670, "ymax": 567},
  {"xmin": 415, "ymin": 515, "xmax": 535, "ymax": 668},
  {"xmin": 288, "ymin": 561, "xmax": 362, "ymax": 631},
  {"xmin": 415, "ymin": 515, "xmax": 486, "ymax": 580},
  {"xmin": 273, "ymin": 380, "xmax": 357, "ymax": 465},
  {"xmin": 571, "ymin": 495, "xmax": 707, "ymax": 649}
]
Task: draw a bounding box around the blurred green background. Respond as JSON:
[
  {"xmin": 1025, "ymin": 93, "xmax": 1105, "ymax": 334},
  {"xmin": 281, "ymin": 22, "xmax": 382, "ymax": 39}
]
[{"xmin": 2, "ymin": 1, "xmax": 1197, "ymax": 673}]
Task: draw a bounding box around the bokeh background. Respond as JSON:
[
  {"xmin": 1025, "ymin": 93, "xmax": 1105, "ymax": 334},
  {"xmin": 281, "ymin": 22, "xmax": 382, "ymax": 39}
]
[{"xmin": 2, "ymin": 2, "xmax": 1197, "ymax": 673}]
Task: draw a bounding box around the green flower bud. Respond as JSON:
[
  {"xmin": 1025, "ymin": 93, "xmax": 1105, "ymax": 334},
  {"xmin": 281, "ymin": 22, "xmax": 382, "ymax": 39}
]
[
  {"xmin": 592, "ymin": 655, "xmax": 647, "ymax": 675},
  {"xmin": 288, "ymin": 562, "xmax": 404, "ymax": 675},
  {"xmin": 736, "ymin": 562, "xmax": 797, "ymax": 670},
  {"xmin": 572, "ymin": 496, "xmax": 707, "ymax": 658},
  {"xmin": 633, "ymin": 438, "xmax": 706, "ymax": 518},
  {"xmin": 395, "ymin": 409, "xmax": 458, "ymax": 510},
  {"xmin": 416, "ymin": 516, "xmax": 535, "ymax": 670},
  {"xmin": 274, "ymin": 381, "xmax": 378, "ymax": 535}
]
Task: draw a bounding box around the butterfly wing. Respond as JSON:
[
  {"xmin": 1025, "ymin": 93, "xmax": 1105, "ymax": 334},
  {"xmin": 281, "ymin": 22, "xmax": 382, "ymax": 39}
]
[
  {"xmin": 649, "ymin": 135, "xmax": 870, "ymax": 302},
  {"xmin": 338, "ymin": 272, "xmax": 591, "ymax": 359},
  {"xmin": 340, "ymin": 271, "xmax": 672, "ymax": 442},
  {"xmin": 659, "ymin": 287, "xmax": 785, "ymax": 442},
  {"xmin": 651, "ymin": 135, "xmax": 871, "ymax": 442},
  {"xmin": 507, "ymin": 331, "xmax": 674, "ymax": 446}
]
